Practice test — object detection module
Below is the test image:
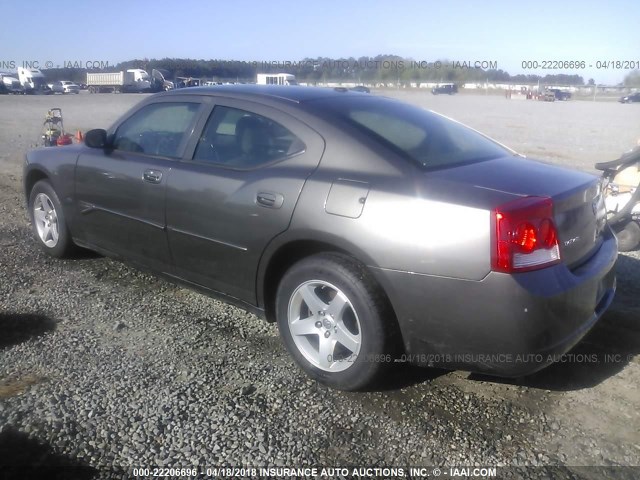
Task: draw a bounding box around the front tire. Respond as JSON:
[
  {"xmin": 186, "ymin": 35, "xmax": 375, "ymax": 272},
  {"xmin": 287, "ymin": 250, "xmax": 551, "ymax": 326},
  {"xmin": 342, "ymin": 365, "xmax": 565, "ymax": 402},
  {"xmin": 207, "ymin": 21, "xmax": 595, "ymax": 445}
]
[
  {"xmin": 28, "ymin": 180, "xmax": 75, "ymax": 257},
  {"xmin": 276, "ymin": 253, "xmax": 396, "ymax": 390}
]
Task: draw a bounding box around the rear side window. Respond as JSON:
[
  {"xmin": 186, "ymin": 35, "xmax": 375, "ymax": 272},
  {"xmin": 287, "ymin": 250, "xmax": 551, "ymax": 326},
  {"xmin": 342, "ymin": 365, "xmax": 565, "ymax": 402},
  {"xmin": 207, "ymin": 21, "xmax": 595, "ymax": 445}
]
[
  {"xmin": 113, "ymin": 102, "xmax": 200, "ymax": 158},
  {"xmin": 350, "ymin": 111, "xmax": 426, "ymax": 151},
  {"xmin": 193, "ymin": 106, "xmax": 305, "ymax": 169},
  {"xmin": 313, "ymin": 96, "xmax": 509, "ymax": 169}
]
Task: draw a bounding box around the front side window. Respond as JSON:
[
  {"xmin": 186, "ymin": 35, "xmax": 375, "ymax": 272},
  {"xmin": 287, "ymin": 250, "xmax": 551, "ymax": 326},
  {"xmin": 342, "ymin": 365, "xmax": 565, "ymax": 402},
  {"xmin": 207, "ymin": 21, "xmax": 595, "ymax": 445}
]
[
  {"xmin": 113, "ymin": 102, "xmax": 200, "ymax": 158},
  {"xmin": 193, "ymin": 106, "xmax": 305, "ymax": 168}
]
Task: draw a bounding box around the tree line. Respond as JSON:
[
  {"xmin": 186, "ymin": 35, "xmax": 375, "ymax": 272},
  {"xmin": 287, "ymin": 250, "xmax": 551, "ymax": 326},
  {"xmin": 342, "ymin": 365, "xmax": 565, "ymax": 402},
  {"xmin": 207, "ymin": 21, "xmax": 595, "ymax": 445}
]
[{"xmin": 41, "ymin": 55, "xmax": 638, "ymax": 86}]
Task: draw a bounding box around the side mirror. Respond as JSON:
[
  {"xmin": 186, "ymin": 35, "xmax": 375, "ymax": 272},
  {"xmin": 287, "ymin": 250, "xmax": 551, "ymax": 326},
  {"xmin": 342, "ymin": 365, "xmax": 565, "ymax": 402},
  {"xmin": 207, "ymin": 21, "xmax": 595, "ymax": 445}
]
[{"xmin": 84, "ymin": 129, "xmax": 108, "ymax": 149}]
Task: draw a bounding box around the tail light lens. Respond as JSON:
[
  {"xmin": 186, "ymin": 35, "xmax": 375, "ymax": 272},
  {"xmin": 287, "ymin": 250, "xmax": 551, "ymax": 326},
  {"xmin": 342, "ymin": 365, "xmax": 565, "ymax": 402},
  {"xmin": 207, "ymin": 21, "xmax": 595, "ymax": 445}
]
[{"xmin": 492, "ymin": 196, "xmax": 561, "ymax": 273}]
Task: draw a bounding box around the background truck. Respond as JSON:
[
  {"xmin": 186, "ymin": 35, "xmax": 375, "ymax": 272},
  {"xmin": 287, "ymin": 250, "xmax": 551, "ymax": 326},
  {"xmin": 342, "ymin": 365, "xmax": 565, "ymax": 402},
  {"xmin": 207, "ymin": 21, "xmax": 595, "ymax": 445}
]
[
  {"xmin": 86, "ymin": 69, "xmax": 151, "ymax": 93},
  {"xmin": 151, "ymin": 69, "xmax": 174, "ymax": 92},
  {"xmin": 0, "ymin": 73, "xmax": 24, "ymax": 94},
  {"xmin": 256, "ymin": 73, "xmax": 297, "ymax": 85},
  {"xmin": 17, "ymin": 67, "xmax": 50, "ymax": 94}
]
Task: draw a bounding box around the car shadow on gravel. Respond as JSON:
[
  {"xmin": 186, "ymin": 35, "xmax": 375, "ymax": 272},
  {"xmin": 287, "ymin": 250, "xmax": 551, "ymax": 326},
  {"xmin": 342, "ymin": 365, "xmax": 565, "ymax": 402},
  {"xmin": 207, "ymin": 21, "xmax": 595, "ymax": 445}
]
[
  {"xmin": 369, "ymin": 364, "xmax": 450, "ymax": 391},
  {"xmin": 0, "ymin": 312, "xmax": 57, "ymax": 349},
  {"xmin": 469, "ymin": 254, "xmax": 640, "ymax": 391},
  {"xmin": 69, "ymin": 248, "xmax": 103, "ymax": 260},
  {"xmin": 0, "ymin": 426, "xmax": 98, "ymax": 480}
]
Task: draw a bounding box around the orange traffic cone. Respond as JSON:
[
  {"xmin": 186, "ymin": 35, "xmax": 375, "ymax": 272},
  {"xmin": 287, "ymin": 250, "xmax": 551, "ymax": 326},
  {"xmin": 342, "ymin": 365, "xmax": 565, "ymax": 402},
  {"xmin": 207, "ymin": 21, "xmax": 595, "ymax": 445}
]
[{"xmin": 75, "ymin": 130, "xmax": 83, "ymax": 143}]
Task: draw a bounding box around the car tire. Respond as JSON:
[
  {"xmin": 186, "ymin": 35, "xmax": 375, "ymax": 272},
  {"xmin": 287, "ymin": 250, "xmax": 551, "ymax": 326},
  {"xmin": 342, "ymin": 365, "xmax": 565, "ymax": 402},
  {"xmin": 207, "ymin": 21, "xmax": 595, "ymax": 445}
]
[
  {"xmin": 615, "ymin": 221, "xmax": 640, "ymax": 252},
  {"xmin": 28, "ymin": 180, "xmax": 75, "ymax": 258},
  {"xmin": 276, "ymin": 252, "xmax": 397, "ymax": 391}
]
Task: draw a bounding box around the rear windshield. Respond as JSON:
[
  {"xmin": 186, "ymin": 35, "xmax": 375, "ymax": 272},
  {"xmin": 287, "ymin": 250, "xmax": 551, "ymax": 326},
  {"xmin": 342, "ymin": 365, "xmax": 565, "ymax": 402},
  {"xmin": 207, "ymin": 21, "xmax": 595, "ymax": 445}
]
[{"xmin": 311, "ymin": 96, "xmax": 510, "ymax": 169}]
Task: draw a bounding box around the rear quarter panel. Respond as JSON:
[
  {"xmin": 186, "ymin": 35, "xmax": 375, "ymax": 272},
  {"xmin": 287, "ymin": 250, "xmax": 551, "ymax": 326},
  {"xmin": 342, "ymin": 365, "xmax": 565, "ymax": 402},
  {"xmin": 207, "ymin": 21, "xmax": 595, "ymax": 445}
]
[{"xmin": 285, "ymin": 125, "xmax": 496, "ymax": 281}]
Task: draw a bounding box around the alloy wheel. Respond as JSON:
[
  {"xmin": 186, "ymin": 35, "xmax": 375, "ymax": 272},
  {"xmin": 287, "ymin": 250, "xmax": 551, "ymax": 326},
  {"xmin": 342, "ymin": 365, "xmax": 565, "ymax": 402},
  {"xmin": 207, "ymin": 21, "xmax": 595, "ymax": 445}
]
[
  {"xmin": 33, "ymin": 193, "xmax": 59, "ymax": 248},
  {"xmin": 287, "ymin": 280, "xmax": 362, "ymax": 372}
]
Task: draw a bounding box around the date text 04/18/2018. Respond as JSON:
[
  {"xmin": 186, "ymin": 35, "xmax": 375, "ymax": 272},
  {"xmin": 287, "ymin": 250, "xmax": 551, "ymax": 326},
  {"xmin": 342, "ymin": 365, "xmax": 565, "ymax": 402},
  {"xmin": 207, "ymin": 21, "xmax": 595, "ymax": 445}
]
[{"xmin": 521, "ymin": 60, "xmax": 639, "ymax": 70}]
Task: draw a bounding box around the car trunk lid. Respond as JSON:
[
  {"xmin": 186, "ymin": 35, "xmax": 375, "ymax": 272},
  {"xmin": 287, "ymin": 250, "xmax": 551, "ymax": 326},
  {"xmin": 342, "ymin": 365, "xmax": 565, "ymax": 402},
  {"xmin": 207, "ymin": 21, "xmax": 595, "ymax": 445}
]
[{"xmin": 423, "ymin": 155, "xmax": 607, "ymax": 268}]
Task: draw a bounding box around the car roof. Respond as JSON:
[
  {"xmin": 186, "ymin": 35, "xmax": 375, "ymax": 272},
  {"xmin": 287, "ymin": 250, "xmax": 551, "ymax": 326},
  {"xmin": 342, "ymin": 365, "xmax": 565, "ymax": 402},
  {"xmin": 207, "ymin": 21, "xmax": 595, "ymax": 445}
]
[{"xmin": 159, "ymin": 84, "xmax": 366, "ymax": 104}]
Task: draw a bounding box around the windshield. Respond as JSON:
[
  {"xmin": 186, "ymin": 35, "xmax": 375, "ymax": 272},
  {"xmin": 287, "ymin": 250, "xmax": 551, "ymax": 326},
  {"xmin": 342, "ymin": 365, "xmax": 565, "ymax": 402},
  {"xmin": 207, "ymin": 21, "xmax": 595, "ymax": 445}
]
[
  {"xmin": 312, "ymin": 96, "xmax": 510, "ymax": 170},
  {"xmin": 131, "ymin": 70, "xmax": 150, "ymax": 80},
  {"xmin": 152, "ymin": 70, "xmax": 167, "ymax": 81}
]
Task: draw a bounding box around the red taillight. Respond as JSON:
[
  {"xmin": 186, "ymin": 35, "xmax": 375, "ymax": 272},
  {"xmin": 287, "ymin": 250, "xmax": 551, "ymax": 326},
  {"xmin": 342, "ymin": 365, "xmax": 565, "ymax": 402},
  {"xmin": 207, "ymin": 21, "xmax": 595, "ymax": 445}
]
[
  {"xmin": 514, "ymin": 222, "xmax": 537, "ymax": 252},
  {"xmin": 491, "ymin": 196, "xmax": 561, "ymax": 273}
]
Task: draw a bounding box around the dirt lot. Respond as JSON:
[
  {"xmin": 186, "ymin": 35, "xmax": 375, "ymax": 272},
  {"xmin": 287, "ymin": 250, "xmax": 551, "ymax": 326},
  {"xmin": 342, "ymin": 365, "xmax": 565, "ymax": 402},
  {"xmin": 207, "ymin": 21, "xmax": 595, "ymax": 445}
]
[{"xmin": 0, "ymin": 91, "xmax": 639, "ymax": 479}]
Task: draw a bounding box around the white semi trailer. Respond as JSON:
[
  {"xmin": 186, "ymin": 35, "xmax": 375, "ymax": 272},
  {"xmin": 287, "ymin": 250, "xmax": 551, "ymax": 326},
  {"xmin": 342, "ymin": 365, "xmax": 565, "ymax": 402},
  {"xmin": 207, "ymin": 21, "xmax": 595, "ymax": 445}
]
[
  {"xmin": 86, "ymin": 69, "xmax": 151, "ymax": 93},
  {"xmin": 256, "ymin": 73, "xmax": 297, "ymax": 85}
]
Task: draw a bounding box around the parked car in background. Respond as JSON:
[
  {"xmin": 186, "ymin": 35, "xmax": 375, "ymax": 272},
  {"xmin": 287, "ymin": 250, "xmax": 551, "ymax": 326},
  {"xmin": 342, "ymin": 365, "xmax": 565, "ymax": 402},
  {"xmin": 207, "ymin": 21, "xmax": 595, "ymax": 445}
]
[
  {"xmin": 432, "ymin": 83, "xmax": 458, "ymax": 95},
  {"xmin": 539, "ymin": 89, "xmax": 556, "ymax": 102},
  {"xmin": 175, "ymin": 77, "xmax": 202, "ymax": 88},
  {"xmin": 51, "ymin": 81, "xmax": 80, "ymax": 94},
  {"xmin": 549, "ymin": 88, "xmax": 571, "ymax": 101},
  {"xmin": 619, "ymin": 92, "xmax": 640, "ymax": 103},
  {"xmin": 350, "ymin": 85, "xmax": 370, "ymax": 93},
  {"xmin": 23, "ymin": 85, "xmax": 617, "ymax": 390}
]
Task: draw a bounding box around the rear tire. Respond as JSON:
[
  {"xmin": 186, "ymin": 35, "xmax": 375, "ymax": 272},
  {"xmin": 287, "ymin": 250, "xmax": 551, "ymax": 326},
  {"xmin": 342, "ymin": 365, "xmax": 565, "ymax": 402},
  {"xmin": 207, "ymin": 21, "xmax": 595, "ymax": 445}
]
[
  {"xmin": 615, "ymin": 221, "xmax": 640, "ymax": 252},
  {"xmin": 28, "ymin": 180, "xmax": 76, "ymax": 258},
  {"xmin": 276, "ymin": 253, "xmax": 396, "ymax": 391}
]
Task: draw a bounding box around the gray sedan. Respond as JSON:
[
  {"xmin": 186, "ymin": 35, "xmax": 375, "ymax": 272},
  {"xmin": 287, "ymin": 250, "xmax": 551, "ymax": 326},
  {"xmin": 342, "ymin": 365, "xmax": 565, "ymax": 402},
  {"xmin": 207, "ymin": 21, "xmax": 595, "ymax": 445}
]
[{"xmin": 23, "ymin": 86, "xmax": 617, "ymax": 390}]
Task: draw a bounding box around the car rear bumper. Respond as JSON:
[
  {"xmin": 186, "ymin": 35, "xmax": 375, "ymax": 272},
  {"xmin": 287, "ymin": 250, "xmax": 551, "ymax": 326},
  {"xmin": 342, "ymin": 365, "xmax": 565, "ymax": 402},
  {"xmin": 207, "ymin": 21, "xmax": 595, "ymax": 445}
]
[{"xmin": 371, "ymin": 227, "xmax": 618, "ymax": 377}]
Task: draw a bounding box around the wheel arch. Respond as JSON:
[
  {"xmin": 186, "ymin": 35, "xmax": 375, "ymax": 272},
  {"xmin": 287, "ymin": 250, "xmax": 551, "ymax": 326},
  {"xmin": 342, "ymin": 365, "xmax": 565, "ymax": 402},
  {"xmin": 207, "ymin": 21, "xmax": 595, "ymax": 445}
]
[
  {"xmin": 24, "ymin": 166, "xmax": 78, "ymax": 243},
  {"xmin": 257, "ymin": 234, "xmax": 399, "ymax": 332},
  {"xmin": 24, "ymin": 168, "xmax": 50, "ymax": 203}
]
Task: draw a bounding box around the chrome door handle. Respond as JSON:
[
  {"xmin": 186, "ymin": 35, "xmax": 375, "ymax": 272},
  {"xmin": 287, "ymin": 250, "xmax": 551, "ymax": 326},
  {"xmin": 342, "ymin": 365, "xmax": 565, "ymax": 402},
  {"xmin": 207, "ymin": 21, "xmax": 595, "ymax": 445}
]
[
  {"xmin": 256, "ymin": 192, "xmax": 284, "ymax": 209},
  {"xmin": 143, "ymin": 169, "xmax": 163, "ymax": 184}
]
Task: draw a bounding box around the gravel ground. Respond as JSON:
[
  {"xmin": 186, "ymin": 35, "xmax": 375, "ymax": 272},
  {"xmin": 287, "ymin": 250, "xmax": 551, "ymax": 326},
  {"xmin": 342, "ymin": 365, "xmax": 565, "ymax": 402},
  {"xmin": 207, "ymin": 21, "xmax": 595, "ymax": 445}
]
[{"xmin": 0, "ymin": 92, "xmax": 639, "ymax": 479}]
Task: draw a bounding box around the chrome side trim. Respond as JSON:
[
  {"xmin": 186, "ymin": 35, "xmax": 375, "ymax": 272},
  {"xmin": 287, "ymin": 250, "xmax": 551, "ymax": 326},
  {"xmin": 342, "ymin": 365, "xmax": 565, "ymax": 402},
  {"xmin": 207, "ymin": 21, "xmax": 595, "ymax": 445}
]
[
  {"xmin": 168, "ymin": 226, "xmax": 248, "ymax": 251},
  {"xmin": 78, "ymin": 203, "xmax": 165, "ymax": 230}
]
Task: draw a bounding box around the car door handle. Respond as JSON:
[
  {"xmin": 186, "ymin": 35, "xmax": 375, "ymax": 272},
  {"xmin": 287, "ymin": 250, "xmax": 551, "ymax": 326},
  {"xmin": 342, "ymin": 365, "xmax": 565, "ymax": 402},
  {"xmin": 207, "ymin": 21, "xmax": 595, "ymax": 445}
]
[
  {"xmin": 256, "ymin": 192, "xmax": 284, "ymax": 209},
  {"xmin": 143, "ymin": 169, "xmax": 163, "ymax": 184}
]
